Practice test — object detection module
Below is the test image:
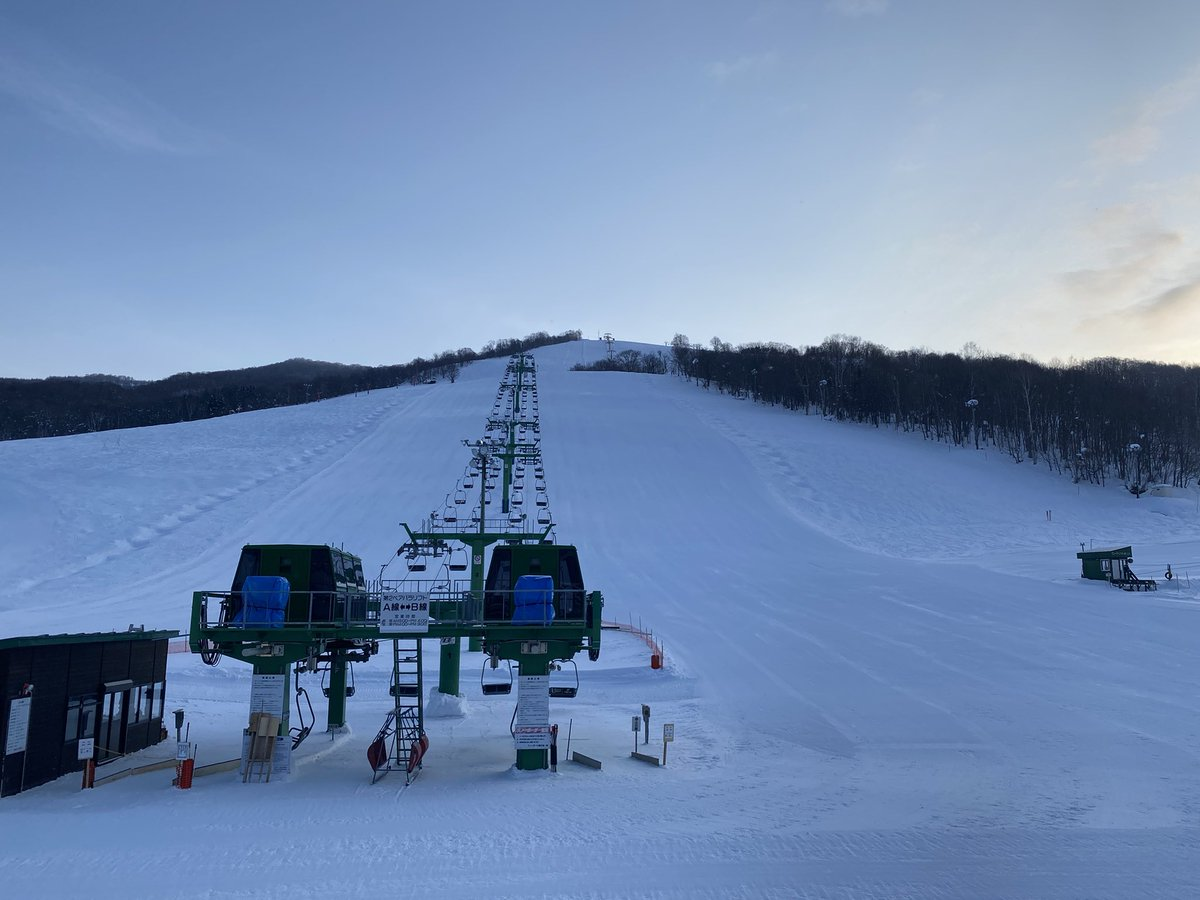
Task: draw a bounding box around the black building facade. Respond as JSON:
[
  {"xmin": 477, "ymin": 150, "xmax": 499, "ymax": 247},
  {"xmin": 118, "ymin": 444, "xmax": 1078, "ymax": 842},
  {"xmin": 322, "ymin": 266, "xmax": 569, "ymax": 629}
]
[{"xmin": 1, "ymin": 629, "xmax": 177, "ymax": 797}]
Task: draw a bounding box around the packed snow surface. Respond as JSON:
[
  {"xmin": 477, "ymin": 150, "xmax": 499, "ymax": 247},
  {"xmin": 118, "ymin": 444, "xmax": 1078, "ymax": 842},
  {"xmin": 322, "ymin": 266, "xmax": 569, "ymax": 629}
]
[{"xmin": 2, "ymin": 340, "xmax": 1199, "ymax": 899}]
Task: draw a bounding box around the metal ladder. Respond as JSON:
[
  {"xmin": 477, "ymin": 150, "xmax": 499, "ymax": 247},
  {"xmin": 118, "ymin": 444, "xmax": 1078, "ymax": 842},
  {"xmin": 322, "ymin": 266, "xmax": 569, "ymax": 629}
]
[{"xmin": 388, "ymin": 638, "xmax": 425, "ymax": 784}]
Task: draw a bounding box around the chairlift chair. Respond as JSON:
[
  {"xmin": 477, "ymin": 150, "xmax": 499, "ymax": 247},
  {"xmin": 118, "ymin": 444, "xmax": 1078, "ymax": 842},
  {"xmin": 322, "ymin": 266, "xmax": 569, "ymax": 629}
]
[
  {"xmin": 319, "ymin": 662, "xmax": 356, "ymax": 699},
  {"xmin": 407, "ymin": 555, "xmax": 427, "ymax": 572},
  {"xmin": 535, "ymin": 491, "xmax": 548, "ymax": 507},
  {"xmin": 449, "ymin": 548, "xmax": 468, "ymax": 572},
  {"xmin": 537, "ymin": 509, "xmax": 552, "ymax": 526},
  {"xmin": 481, "ymin": 658, "xmax": 513, "ymax": 695},
  {"xmin": 549, "ymin": 659, "xmax": 578, "ymax": 699},
  {"xmin": 454, "ymin": 489, "xmax": 467, "ymax": 505}
]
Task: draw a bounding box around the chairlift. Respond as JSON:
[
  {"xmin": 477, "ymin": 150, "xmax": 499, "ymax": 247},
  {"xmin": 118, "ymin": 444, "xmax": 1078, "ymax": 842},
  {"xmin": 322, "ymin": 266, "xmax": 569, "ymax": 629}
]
[
  {"xmin": 512, "ymin": 490, "xmax": 524, "ymax": 507},
  {"xmin": 449, "ymin": 548, "xmax": 467, "ymax": 572},
  {"xmin": 481, "ymin": 658, "xmax": 513, "ymax": 696},
  {"xmin": 407, "ymin": 555, "xmax": 427, "ymax": 572},
  {"xmin": 549, "ymin": 659, "xmax": 578, "ymax": 699},
  {"xmin": 454, "ymin": 489, "xmax": 467, "ymax": 505},
  {"xmin": 463, "ymin": 475, "xmax": 475, "ymax": 489},
  {"xmin": 509, "ymin": 510, "xmax": 524, "ymax": 525},
  {"xmin": 537, "ymin": 509, "xmax": 552, "ymax": 526},
  {"xmin": 290, "ymin": 671, "xmax": 315, "ymax": 748},
  {"xmin": 320, "ymin": 662, "xmax": 356, "ymax": 699},
  {"xmin": 444, "ymin": 508, "xmax": 458, "ymax": 524},
  {"xmin": 535, "ymin": 491, "xmax": 548, "ymax": 508}
]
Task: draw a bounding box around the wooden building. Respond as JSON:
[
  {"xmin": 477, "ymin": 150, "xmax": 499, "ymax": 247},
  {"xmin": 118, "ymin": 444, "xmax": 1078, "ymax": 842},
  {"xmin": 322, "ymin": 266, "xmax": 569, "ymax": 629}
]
[
  {"xmin": 1, "ymin": 629, "xmax": 177, "ymax": 797},
  {"xmin": 1075, "ymin": 546, "xmax": 1157, "ymax": 592}
]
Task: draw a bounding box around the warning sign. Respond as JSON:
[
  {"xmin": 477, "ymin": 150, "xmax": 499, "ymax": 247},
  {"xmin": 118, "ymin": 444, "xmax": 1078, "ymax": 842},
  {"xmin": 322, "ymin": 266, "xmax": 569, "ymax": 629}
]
[
  {"xmin": 514, "ymin": 675, "xmax": 550, "ymax": 749},
  {"xmin": 380, "ymin": 593, "xmax": 431, "ymax": 634}
]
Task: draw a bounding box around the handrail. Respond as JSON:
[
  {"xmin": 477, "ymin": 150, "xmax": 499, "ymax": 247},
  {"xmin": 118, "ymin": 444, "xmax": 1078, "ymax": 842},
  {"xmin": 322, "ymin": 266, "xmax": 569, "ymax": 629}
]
[{"xmin": 195, "ymin": 587, "xmax": 589, "ymax": 632}]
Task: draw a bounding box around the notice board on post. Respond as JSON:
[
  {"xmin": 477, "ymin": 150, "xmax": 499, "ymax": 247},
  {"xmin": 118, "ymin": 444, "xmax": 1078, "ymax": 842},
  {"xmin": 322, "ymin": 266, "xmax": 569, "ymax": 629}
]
[
  {"xmin": 5, "ymin": 697, "xmax": 31, "ymax": 756},
  {"xmin": 513, "ymin": 675, "xmax": 550, "ymax": 749}
]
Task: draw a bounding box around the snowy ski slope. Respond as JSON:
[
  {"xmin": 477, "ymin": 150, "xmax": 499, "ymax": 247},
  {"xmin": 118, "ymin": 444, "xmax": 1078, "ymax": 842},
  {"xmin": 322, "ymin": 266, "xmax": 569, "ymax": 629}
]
[{"xmin": 2, "ymin": 339, "xmax": 1199, "ymax": 899}]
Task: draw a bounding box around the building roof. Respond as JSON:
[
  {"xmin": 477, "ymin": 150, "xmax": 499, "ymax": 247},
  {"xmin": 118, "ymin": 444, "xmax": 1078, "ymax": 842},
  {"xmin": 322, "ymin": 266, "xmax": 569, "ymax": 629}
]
[
  {"xmin": 0, "ymin": 629, "xmax": 179, "ymax": 651},
  {"xmin": 1076, "ymin": 546, "xmax": 1133, "ymax": 560}
]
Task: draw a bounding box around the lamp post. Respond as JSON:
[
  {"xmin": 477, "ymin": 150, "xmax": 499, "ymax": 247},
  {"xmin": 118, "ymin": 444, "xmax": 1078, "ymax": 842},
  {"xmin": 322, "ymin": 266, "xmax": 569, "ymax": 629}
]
[{"xmin": 1127, "ymin": 442, "xmax": 1142, "ymax": 497}]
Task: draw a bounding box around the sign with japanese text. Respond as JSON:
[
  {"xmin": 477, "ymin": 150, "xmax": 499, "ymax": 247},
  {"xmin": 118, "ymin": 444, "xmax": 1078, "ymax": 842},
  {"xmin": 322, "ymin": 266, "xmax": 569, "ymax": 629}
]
[
  {"xmin": 5, "ymin": 697, "xmax": 31, "ymax": 755},
  {"xmin": 250, "ymin": 674, "xmax": 285, "ymax": 718},
  {"xmin": 514, "ymin": 675, "xmax": 550, "ymax": 749},
  {"xmin": 380, "ymin": 593, "xmax": 431, "ymax": 634}
]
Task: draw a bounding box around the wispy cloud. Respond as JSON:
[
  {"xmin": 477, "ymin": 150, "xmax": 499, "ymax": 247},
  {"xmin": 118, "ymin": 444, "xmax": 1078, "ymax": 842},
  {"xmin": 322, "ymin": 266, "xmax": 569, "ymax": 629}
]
[
  {"xmin": 1061, "ymin": 199, "xmax": 1200, "ymax": 339},
  {"xmin": 1062, "ymin": 229, "xmax": 1184, "ymax": 303},
  {"xmin": 1089, "ymin": 62, "xmax": 1200, "ymax": 169},
  {"xmin": 1132, "ymin": 279, "xmax": 1200, "ymax": 324},
  {"xmin": 0, "ymin": 24, "xmax": 210, "ymax": 153},
  {"xmin": 708, "ymin": 51, "xmax": 779, "ymax": 83},
  {"xmin": 827, "ymin": 0, "xmax": 889, "ymax": 17}
]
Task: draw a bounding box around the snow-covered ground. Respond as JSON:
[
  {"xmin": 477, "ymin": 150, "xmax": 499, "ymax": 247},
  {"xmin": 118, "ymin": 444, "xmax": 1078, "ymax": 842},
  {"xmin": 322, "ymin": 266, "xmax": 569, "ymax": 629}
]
[{"xmin": 2, "ymin": 339, "xmax": 1199, "ymax": 899}]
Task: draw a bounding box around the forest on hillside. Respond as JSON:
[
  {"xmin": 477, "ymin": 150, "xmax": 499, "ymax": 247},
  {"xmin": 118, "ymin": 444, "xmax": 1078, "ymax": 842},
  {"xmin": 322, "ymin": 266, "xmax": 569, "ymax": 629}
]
[
  {"xmin": 0, "ymin": 330, "xmax": 580, "ymax": 441},
  {"xmin": 663, "ymin": 335, "xmax": 1200, "ymax": 494}
]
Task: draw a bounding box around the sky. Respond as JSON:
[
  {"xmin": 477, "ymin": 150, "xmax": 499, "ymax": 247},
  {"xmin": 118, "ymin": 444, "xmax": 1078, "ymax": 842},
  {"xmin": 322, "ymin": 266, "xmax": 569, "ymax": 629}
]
[{"xmin": 3, "ymin": 0, "xmax": 1200, "ymax": 380}]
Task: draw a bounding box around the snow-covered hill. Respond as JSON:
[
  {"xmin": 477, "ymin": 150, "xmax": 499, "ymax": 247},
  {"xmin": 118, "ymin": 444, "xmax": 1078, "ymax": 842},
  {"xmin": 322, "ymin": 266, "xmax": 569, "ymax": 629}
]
[{"xmin": 3, "ymin": 339, "xmax": 1199, "ymax": 899}]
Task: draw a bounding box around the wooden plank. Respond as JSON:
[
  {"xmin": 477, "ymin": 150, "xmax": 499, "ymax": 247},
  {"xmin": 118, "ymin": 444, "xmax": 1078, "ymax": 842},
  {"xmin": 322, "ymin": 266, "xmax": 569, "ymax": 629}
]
[
  {"xmin": 93, "ymin": 757, "xmax": 177, "ymax": 786},
  {"xmin": 570, "ymin": 751, "xmax": 602, "ymax": 770},
  {"xmin": 194, "ymin": 758, "xmax": 240, "ymax": 778},
  {"xmin": 630, "ymin": 751, "xmax": 661, "ymax": 766}
]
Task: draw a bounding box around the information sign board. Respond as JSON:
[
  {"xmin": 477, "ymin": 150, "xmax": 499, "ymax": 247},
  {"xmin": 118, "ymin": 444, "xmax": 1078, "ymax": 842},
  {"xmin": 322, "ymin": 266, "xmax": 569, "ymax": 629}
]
[
  {"xmin": 4, "ymin": 697, "xmax": 31, "ymax": 755},
  {"xmin": 77, "ymin": 738, "xmax": 95, "ymax": 760},
  {"xmin": 514, "ymin": 675, "xmax": 550, "ymax": 749},
  {"xmin": 663, "ymin": 724, "xmax": 675, "ymax": 743},
  {"xmin": 250, "ymin": 674, "xmax": 286, "ymax": 717},
  {"xmin": 380, "ymin": 593, "xmax": 431, "ymax": 634}
]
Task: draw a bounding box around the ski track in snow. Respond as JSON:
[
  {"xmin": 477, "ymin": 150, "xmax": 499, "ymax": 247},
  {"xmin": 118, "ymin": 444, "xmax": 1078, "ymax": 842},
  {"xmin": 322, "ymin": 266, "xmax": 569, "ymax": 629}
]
[{"xmin": 2, "ymin": 340, "xmax": 1200, "ymax": 898}]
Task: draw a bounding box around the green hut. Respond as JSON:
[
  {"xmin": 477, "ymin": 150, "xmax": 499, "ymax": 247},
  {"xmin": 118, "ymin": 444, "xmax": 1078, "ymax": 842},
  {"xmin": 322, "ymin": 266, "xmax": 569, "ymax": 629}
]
[{"xmin": 1075, "ymin": 546, "xmax": 1157, "ymax": 591}]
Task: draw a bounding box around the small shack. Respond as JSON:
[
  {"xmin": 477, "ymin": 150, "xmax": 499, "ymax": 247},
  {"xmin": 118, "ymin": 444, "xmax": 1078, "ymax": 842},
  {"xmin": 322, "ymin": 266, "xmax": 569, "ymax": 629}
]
[
  {"xmin": 1076, "ymin": 546, "xmax": 1157, "ymax": 592},
  {"xmin": 1, "ymin": 628, "xmax": 178, "ymax": 797}
]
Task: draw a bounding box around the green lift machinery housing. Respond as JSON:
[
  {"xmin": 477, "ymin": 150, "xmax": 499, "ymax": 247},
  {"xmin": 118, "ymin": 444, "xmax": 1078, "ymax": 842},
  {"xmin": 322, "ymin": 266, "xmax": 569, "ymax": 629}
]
[{"xmin": 188, "ymin": 540, "xmax": 603, "ymax": 772}]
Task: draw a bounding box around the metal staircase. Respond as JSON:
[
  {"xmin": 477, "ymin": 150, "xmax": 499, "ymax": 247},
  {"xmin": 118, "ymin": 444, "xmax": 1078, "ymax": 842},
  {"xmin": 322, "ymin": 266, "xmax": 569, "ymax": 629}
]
[{"xmin": 369, "ymin": 638, "xmax": 426, "ymax": 784}]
